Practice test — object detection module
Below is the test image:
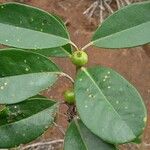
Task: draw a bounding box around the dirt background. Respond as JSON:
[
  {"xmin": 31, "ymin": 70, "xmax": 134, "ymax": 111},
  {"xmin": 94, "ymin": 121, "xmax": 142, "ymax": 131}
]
[{"xmin": 0, "ymin": 0, "xmax": 149, "ymax": 150}]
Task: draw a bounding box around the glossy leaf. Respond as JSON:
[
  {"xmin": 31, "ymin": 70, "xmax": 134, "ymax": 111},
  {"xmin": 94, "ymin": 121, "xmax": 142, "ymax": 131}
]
[
  {"xmin": 0, "ymin": 97, "xmax": 58, "ymax": 148},
  {"xmin": 0, "ymin": 3, "xmax": 70, "ymax": 49},
  {"xmin": 75, "ymin": 67, "xmax": 147, "ymax": 144},
  {"xmin": 28, "ymin": 14, "xmax": 73, "ymax": 57},
  {"xmin": 92, "ymin": 2, "xmax": 150, "ymax": 48},
  {"xmin": 0, "ymin": 49, "xmax": 61, "ymax": 104},
  {"xmin": 64, "ymin": 119, "xmax": 117, "ymax": 150},
  {"xmin": 30, "ymin": 44, "xmax": 72, "ymax": 57}
]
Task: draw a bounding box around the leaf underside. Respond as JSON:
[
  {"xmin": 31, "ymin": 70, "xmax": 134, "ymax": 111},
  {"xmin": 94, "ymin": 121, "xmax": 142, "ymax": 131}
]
[{"xmin": 30, "ymin": 44, "xmax": 72, "ymax": 57}]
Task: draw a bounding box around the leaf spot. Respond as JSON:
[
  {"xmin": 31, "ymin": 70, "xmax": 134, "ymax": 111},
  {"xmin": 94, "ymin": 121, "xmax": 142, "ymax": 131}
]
[
  {"xmin": 20, "ymin": 20, "xmax": 23, "ymax": 24},
  {"xmin": 143, "ymin": 117, "xmax": 147, "ymax": 123},
  {"xmin": 5, "ymin": 39, "xmax": 8, "ymax": 42},
  {"xmin": 107, "ymin": 71, "xmax": 110, "ymax": 74},
  {"xmin": 85, "ymin": 105, "xmax": 88, "ymax": 108},
  {"xmin": 103, "ymin": 79, "xmax": 106, "ymax": 82},
  {"xmin": 1, "ymin": 6, "xmax": 4, "ymax": 9},
  {"xmin": 4, "ymin": 82, "xmax": 7, "ymax": 86},
  {"xmin": 89, "ymin": 94, "xmax": 92, "ymax": 98},
  {"xmin": 116, "ymin": 101, "xmax": 119, "ymax": 104},
  {"xmin": 24, "ymin": 59, "xmax": 27, "ymax": 63},
  {"xmin": 45, "ymin": 125, "xmax": 49, "ymax": 129},
  {"xmin": 104, "ymin": 75, "xmax": 108, "ymax": 79},
  {"xmin": 14, "ymin": 106, "xmax": 17, "ymax": 109},
  {"xmin": 86, "ymin": 88, "xmax": 89, "ymax": 92},
  {"xmin": 107, "ymin": 86, "xmax": 111, "ymax": 89},
  {"xmin": 79, "ymin": 78, "xmax": 82, "ymax": 81},
  {"xmin": 125, "ymin": 106, "xmax": 128, "ymax": 109},
  {"xmin": 25, "ymin": 68, "xmax": 29, "ymax": 71},
  {"xmin": 30, "ymin": 18, "xmax": 34, "ymax": 22},
  {"xmin": 0, "ymin": 86, "xmax": 4, "ymax": 90}
]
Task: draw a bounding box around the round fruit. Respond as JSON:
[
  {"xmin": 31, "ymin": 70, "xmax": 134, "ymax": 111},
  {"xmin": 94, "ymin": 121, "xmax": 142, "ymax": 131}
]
[
  {"xmin": 64, "ymin": 90, "xmax": 75, "ymax": 104},
  {"xmin": 71, "ymin": 51, "xmax": 88, "ymax": 67}
]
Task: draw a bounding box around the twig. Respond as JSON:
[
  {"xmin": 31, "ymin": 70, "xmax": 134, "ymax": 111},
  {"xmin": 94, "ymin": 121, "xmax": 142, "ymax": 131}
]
[
  {"xmin": 82, "ymin": 42, "xmax": 93, "ymax": 50},
  {"xmin": 119, "ymin": 0, "xmax": 125, "ymax": 7},
  {"xmin": 20, "ymin": 139, "xmax": 64, "ymax": 150},
  {"xmin": 83, "ymin": 1, "xmax": 99, "ymax": 19},
  {"xmin": 60, "ymin": 73, "xmax": 74, "ymax": 83},
  {"xmin": 104, "ymin": 1, "xmax": 114, "ymax": 13},
  {"xmin": 99, "ymin": 0, "xmax": 104, "ymax": 23},
  {"xmin": 57, "ymin": 112, "xmax": 68, "ymax": 118},
  {"xmin": 116, "ymin": 0, "xmax": 121, "ymax": 9},
  {"xmin": 53, "ymin": 122, "xmax": 65, "ymax": 135}
]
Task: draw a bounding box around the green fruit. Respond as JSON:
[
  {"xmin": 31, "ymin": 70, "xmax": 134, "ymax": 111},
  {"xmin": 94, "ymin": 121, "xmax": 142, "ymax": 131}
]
[
  {"xmin": 64, "ymin": 90, "xmax": 75, "ymax": 104},
  {"xmin": 71, "ymin": 51, "xmax": 88, "ymax": 67}
]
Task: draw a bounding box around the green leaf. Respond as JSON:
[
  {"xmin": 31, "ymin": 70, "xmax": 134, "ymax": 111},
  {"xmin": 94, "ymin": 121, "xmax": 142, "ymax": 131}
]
[
  {"xmin": 64, "ymin": 119, "xmax": 117, "ymax": 150},
  {"xmin": 52, "ymin": 14, "xmax": 68, "ymax": 34},
  {"xmin": 0, "ymin": 97, "xmax": 58, "ymax": 148},
  {"xmin": 132, "ymin": 135, "xmax": 142, "ymax": 144},
  {"xmin": 92, "ymin": 1, "xmax": 150, "ymax": 48},
  {"xmin": 0, "ymin": 3, "xmax": 70, "ymax": 49},
  {"xmin": 0, "ymin": 49, "xmax": 61, "ymax": 104},
  {"xmin": 30, "ymin": 44, "xmax": 72, "ymax": 57},
  {"xmin": 75, "ymin": 67, "xmax": 147, "ymax": 144}
]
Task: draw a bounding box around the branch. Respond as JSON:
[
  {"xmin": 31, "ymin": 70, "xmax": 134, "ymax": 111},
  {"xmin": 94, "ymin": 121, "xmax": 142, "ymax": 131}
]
[{"xmin": 20, "ymin": 139, "xmax": 64, "ymax": 150}]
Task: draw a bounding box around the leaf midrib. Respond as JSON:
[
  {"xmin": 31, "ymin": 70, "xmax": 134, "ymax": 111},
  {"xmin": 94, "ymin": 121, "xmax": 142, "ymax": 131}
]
[
  {"xmin": 0, "ymin": 22, "xmax": 70, "ymax": 42},
  {"xmin": 75, "ymin": 120, "xmax": 88, "ymax": 150},
  {"xmin": 0, "ymin": 2, "xmax": 69, "ymax": 39},
  {"xmin": 0, "ymin": 71, "xmax": 61, "ymax": 79},
  {"xmin": 82, "ymin": 68, "xmax": 135, "ymax": 138},
  {"xmin": 0, "ymin": 101, "xmax": 57, "ymax": 128}
]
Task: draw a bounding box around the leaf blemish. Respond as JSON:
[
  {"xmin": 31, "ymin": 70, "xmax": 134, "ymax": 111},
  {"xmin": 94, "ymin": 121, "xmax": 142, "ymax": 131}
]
[
  {"xmin": 79, "ymin": 78, "xmax": 82, "ymax": 81},
  {"xmin": 30, "ymin": 18, "xmax": 34, "ymax": 22},
  {"xmin": 0, "ymin": 86, "xmax": 4, "ymax": 90},
  {"xmin": 25, "ymin": 68, "xmax": 29, "ymax": 71},
  {"xmin": 143, "ymin": 117, "xmax": 147, "ymax": 123},
  {"xmin": 14, "ymin": 106, "xmax": 17, "ymax": 109},
  {"xmin": 103, "ymin": 79, "xmax": 106, "ymax": 82},
  {"xmin": 4, "ymin": 82, "xmax": 7, "ymax": 86},
  {"xmin": 86, "ymin": 88, "xmax": 89, "ymax": 92},
  {"xmin": 104, "ymin": 75, "xmax": 108, "ymax": 79}
]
